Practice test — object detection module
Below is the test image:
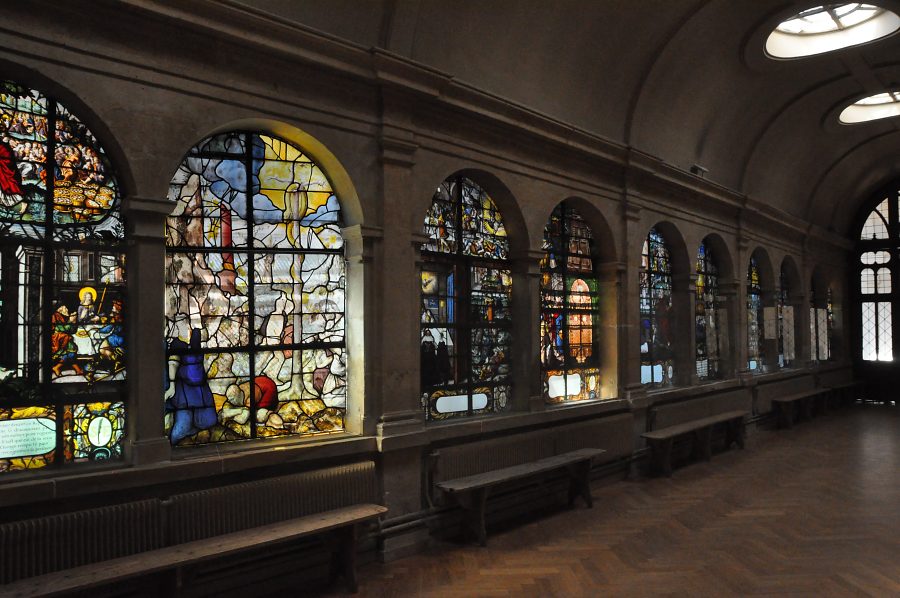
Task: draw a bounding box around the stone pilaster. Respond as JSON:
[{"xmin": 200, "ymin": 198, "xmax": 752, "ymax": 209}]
[{"xmin": 124, "ymin": 196, "xmax": 172, "ymax": 466}]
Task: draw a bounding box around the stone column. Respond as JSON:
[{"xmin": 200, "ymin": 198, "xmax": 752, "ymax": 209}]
[
  {"xmin": 622, "ymin": 203, "xmax": 648, "ymax": 461},
  {"xmin": 124, "ymin": 196, "xmax": 172, "ymax": 465},
  {"xmin": 509, "ymin": 248, "xmax": 544, "ymax": 412}
]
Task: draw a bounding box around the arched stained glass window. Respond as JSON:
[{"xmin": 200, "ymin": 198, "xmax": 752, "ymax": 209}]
[
  {"xmin": 747, "ymin": 257, "xmax": 764, "ymax": 371},
  {"xmin": 778, "ymin": 267, "xmax": 792, "ymax": 368},
  {"xmin": 165, "ymin": 132, "xmax": 346, "ymax": 446},
  {"xmin": 696, "ymin": 241, "xmax": 721, "ymax": 380},
  {"xmin": 858, "ymin": 195, "xmax": 896, "ymax": 362},
  {"xmin": 826, "ymin": 287, "xmax": 834, "ymax": 359},
  {"xmin": 420, "ymin": 175, "xmax": 511, "ymax": 420},
  {"xmin": 0, "ymin": 80, "xmax": 126, "ymax": 473},
  {"xmin": 640, "ymin": 228, "xmax": 673, "ymax": 386},
  {"xmin": 540, "ymin": 203, "xmax": 600, "ymax": 403}
]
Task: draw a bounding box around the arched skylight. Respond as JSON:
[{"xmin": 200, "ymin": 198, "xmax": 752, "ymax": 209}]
[
  {"xmin": 839, "ymin": 91, "xmax": 900, "ymax": 124},
  {"xmin": 766, "ymin": 4, "xmax": 900, "ymax": 58}
]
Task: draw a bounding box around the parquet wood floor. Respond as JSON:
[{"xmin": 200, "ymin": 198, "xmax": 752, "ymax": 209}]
[{"xmin": 328, "ymin": 405, "xmax": 900, "ymax": 597}]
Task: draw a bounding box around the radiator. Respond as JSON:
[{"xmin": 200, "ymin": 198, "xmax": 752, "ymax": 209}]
[
  {"xmin": 166, "ymin": 461, "xmax": 377, "ymax": 545},
  {"xmin": 433, "ymin": 430, "xmax": 556, "ymax": 483},
  {"xmin": 0, "ymin": 498, "xmax": 163, "ymax": 585}
]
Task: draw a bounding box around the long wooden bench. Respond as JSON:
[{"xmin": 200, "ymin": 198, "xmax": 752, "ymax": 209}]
[
  {"xmin": 0, "ymin": 462, "xmax": 384, "ymax": 596},
  {"xmin": 771, "ymin": 388, "xmax": 828, "ymax": 428},
  {"xmin": 436, "ymin": 447, "xmax": 605, "ymax": 546},
  {"xmin": 641, "ymin": 410, "xmax": 746, "ymax": 477},
  {"xmin": 430, "ymin": 416, "xmax": 629, "ymax": 546},
  {"xmin": 828, "ymin": 380, "xmax": 864, "ymax": 408},
  {"xmin": 0, "ymin": 504, "xmax": 387, "ymax": 597}
]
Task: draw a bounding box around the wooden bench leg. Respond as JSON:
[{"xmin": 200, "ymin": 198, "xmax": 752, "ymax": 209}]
[
  {"xmin": 648, "ymin": 437, "xmax": 674, "ymax": 477},
  {"xmin": 802, "ymin": 396, "xmax": 814, "ymax": 421},
  {"xmin": 694, "ymin": 427, "xmax": 712, "ymax": 462},
  {"xmin": 566, "ymin": 460, "xmax": 593, "ymax": 508},
  {"xmin": 456, "ymin": 488, "xmax": 489, "ymax": 547},
  {"xmin": 726, "ymin": 418, "xmax": 744, "ymax": 449},
  {"xmin": 340, "ymin": 525, "xmax": 360, "ymax": 593}
]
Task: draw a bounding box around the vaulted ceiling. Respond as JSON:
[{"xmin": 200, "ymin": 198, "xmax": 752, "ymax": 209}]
[{"xmin": 237, "ymin": 0, "xmax": 900, "ymax": 237}]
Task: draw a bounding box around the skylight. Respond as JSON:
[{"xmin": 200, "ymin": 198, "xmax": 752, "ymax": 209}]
[
  {"xmin": 766, "ymin": 3, "xmax": 900, "ymax": 58},
  {"xmin": 839, "ymin": 91, "xmax": 900, "ymax": 124}
]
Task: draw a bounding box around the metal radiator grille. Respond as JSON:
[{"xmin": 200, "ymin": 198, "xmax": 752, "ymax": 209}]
[
  {"xmin": 166, "ymin": 461, "xmax": 377, "ymax": 544},
  {"xmin": 0, "ymin": 498, "xmax": 163, "ymax": 585}
]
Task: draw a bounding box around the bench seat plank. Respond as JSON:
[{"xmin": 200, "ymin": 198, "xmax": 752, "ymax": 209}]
[
  {"xmin": 3, "ymin": 503, "xmax": 387, "ymax": 598},
  {"xmin": 435, "ymin": 448, "xmax": 605, "ymax": 546},
  {"xmin": 436, "ymin": 448, "xmax": 605, "ymax": 493},
  {"xmin": 641, "ymin": 410, "xmax": 746, "ymax": 441},
  {"xmin": 641, "ymin": 410, "xmax": 747, "ymax": 476}
]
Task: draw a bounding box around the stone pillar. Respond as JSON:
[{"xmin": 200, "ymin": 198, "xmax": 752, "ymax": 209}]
[
  {"xmin": 678, "ymin": 273, "xmax": 698, "ymax": 386},
  {"xmin": 509, "ymin": 248, "xmax": 544, "ymax": 412},
  {"xmin": 717, "ymin": 279, "xmax": 740, "ymax": 380},
  {"xmin": 761, "ymin": 286, "xmax": 779, "ymax": 372},
  {"xmin": 596, "ymin": 261, "xmax": 623, "ymax": 400},
  {"xmin": 124, "ymin": 196, "xmax": 172, "ymax": 465},
  {"xmin": 374, "ymin": 112, "xmax": 429, "ymax": 561},
  {"xmin": 791, "ymin": 291, "xmax": 811, "ymax": 367},
  {"xmin": 342, "ymin": 224, "xmax": 383, "ymax": 436},
  {"xmin": 622, "ymin": 204, "xmax": 648, "ymax": 461}
]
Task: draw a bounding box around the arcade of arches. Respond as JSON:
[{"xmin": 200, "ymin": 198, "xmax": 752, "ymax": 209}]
[{"xmin": 1, "ymin": 1, "xmax": 899, "ymax": 592}]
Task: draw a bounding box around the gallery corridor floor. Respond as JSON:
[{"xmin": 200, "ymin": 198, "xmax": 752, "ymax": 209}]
[{"xmin": 329, "ymin": 405, "xmax": 900, "ymax": 597}]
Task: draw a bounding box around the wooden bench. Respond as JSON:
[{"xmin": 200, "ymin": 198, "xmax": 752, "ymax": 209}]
[
  {"xmin": 0, "ymin": 503, "xmax": 387, "ymax": 597},
  {"xmin": 435, "ymin": 447, "xmax": 605, "ymax": 546},
  {"xmin": 828, "ymin": 380, "xmax": 864, "ymax": 408},
  {"xmin": 641, "ymin": 410, "xmax": 746, "ymax": 477},
  {"xmin": 0, "ymin": 462, "xmax": 384, "ymax": 596},
  {"xmin": 771, "ymin": 389, "xmax": 827, "ymax": 428}
]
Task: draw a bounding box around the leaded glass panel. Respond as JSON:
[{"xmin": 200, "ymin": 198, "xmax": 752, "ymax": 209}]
[
  {"xmin": 540, "ymin": 204, "xmax": 601, "ymax": 403},
  {"xmin": 0, "ymin": 80, "xmax": 126, "ymax": 474},
  {"xmin": 747, "ymin": 257, "xmax": 764, "ymax": 371},
  {"xmin": 165, "ymin": 132, "xmax": 345, "ymax": 446},
  {"xmin": 695, "ymin": 241, "xmax": 720, "ymax": 380},
  {"xmin": 640, "ymin": 228, "xmax": 673, "ymax": 386},
  {"xmin": 421, "ymin": 176, "xmax": 511, "ymax": 420}
]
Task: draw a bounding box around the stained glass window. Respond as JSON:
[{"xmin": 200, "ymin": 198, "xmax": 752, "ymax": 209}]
[
  {"xmin": 778, "ymin": 267, "xmax": 791, "ymax": 368},
  {"xmin": 421, "ymin": 176, "xmax": 510, "ymax": 420},
  {"xmin": 695, "ymin": 241, "xmax": 721, "ymax": 381},
  {"xmin": 540, "ymin": 204, "xmax": 600, "ymax": 403},
  {"xmin": 0, "ymin": 80, "xmax": 126, "ymax": 474},
  {"xmin": 165, "ymin": 132, "xmax": 345, "ymax": 446},
  {"xmin": 826, "ymin": 287, "xmax": 834, "ymax": 360},
  {"xmin": 747, "ymin": 257, "xmax": 765, "ymax": 371},
  {"xmin": 640, "ymin": 228, "xmax": 673, "ymax": 386}
]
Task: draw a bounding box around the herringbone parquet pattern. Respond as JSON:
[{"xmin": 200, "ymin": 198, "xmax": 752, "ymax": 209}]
[{"xmin": 333, "ymin": 406, "xmax": 900, "ymax": 597}]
